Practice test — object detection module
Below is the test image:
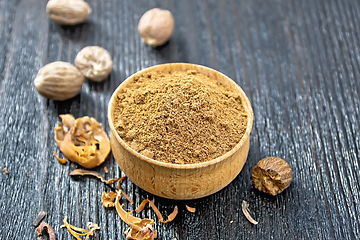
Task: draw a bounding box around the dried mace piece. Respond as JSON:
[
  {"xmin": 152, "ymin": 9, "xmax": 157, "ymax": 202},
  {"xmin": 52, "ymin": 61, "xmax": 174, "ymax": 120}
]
[
  {"xmin": 138, "ymin": 8, "xmax": 174, "ymax": 46},
  {"xmin": 36, "ymin": 222, "xmax": 56, "ymax": 240},
  {"xmin": 33, "ymin": 211, "xmax": 46, "ymax": 227},
  {"xmin": 135, "ymin": 200, "xmax": 178, "ymax": 223},
  {"xmin": 102, "ymin": 191, "xmax": 117, "ymax": 208},
  {"xmin": 241, "ymin": 200, "xmax": 258, "ymax": 225},
  {"xmin": 114, "ymin": 191, "xmax": 157, "ymax": 240},
  {"xmin": 185, "ymin": 205, "xmax": 196, "ymax": 213},
  {"xmin": 61, "ymin": 216, "xmax": 99, "ymax": 240},
  {"xmin": 46, "ymin": 0, "xmax": 91, "ymax": 25},
  {"xmin": 54, "ymin": 114, "xmax": 110, "ymax": 168},
  {"xmin": 75, "ymin": 46, "xmax": 113, "ymax": 82},
  {"xmin": 69, "ymin": 168, "xmax": 123, "ymax": 185},
  {"xmin": 252, "ymin": 157, "xmax": 292, "ymax": 196}
]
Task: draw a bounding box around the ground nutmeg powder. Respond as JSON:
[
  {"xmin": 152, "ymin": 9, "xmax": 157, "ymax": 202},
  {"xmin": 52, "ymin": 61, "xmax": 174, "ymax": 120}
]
[{"xmin": 114, "ymin": 70, "xmax": 248, "ymax": 164}]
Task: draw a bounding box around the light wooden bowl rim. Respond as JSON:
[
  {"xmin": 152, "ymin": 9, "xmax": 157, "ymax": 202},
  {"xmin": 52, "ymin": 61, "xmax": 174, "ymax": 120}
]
[{"xmin": 108, "ymin": 63, "xmax": 253, "ymax": 170}]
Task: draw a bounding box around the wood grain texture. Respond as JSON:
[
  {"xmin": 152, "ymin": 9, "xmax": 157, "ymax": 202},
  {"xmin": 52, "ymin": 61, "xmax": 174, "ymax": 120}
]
[{"xmin": 0, "ymin": 0, "xmax": 359, "ymax": 239}]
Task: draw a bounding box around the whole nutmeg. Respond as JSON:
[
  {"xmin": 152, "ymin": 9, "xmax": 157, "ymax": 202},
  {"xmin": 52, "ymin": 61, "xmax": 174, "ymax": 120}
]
[
  {"xmin": 252, "ymin": 157, "xmax": 292, "ymax": 196},
  {"xmin": 34, "ymin": 61, "xmax": 85, "ymax": 101},
  {"xmin": 138, "ymin": 8, "xmax": 174, "ymax": 46},
  {"xmin": 75, "ymin": 46, "xmax": 113, "ymax": 82},
  {"xmin": 46, "ymin": 0, "xmax": 91, "ymax": 25}
]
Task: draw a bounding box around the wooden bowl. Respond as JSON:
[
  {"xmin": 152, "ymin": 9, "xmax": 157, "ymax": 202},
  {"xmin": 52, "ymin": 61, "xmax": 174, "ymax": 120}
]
[{"xmin": 108, "ymin": 63, "xmax": 253, "ymax": 200}]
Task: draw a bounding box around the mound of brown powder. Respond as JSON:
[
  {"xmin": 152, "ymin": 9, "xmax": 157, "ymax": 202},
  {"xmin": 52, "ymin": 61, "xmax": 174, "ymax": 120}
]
[{"xmin": 113, "ymin": 70, "xmax": 248, "ymax": 164}]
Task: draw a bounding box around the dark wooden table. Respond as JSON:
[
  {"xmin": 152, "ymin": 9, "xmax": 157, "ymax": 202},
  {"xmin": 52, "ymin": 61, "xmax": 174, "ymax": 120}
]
[{"xmin": 1, "ymin": 0, "xmax": 359, "ymax": 239}]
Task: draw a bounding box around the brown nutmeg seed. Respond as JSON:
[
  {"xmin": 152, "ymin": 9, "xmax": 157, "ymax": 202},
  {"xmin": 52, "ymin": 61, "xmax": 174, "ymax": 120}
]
[{"xmin": 251, "ymin": 157, "xmax": 292, "ymax": 196}]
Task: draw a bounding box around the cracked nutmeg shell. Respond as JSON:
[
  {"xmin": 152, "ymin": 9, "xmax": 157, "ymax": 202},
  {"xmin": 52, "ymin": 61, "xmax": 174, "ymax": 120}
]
[{"xmin": 251, "ymin": 157, "xmax": 292, "ymax": 196}]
